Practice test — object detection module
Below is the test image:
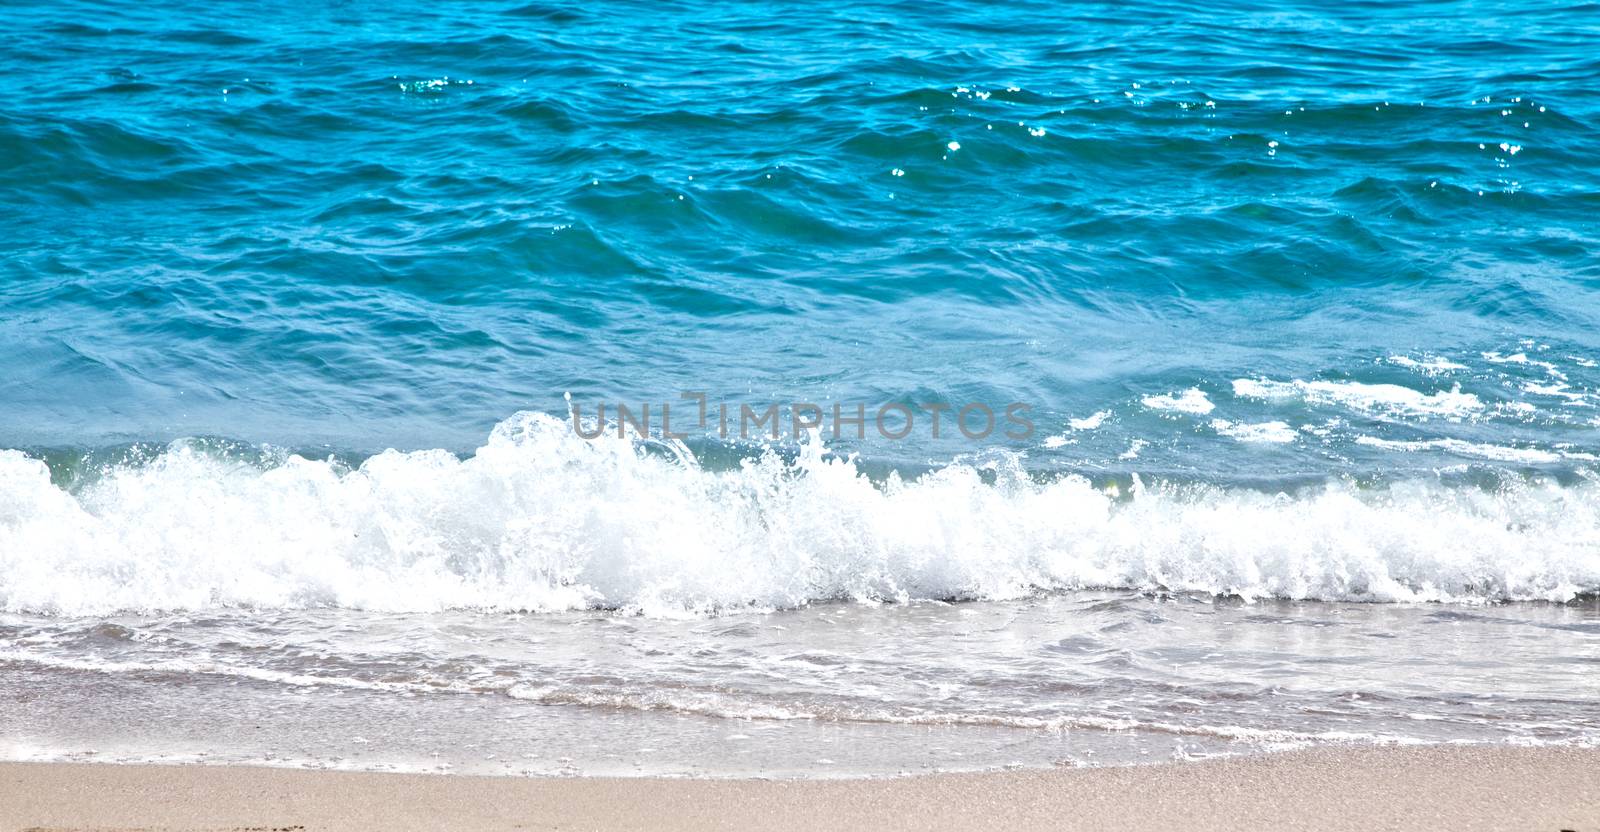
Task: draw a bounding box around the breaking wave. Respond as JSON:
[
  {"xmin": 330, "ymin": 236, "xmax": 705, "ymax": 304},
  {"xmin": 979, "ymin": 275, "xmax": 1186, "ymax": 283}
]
[{"xmin": 1, "ymin": 412, "xmax": 1597, "ymax": 616}]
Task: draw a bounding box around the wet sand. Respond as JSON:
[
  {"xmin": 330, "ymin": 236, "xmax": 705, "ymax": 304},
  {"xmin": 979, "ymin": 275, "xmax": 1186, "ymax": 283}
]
[{"xmin": 2, "ymin": 745, "xmax": 1596, "ymax": 831}]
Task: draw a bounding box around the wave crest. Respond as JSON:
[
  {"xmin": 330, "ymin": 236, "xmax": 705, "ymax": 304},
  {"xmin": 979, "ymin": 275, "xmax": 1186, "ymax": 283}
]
[{"xmin": 1, "ymin": 412, "xmax": 1597, "ymax": 616}]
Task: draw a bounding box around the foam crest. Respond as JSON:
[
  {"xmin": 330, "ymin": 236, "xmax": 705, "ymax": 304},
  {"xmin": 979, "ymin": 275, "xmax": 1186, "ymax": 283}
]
[
  {"xmin": 1232, "ymin": 378, "xmax": 1483, "ymax": 419},
  {"xmin": 1141, "ymin": 388, "xmax": 1215, "ymax": 414},
  {"xmin": 1, "ymin": 412, "xmax": 1597, "ymax": 616}
]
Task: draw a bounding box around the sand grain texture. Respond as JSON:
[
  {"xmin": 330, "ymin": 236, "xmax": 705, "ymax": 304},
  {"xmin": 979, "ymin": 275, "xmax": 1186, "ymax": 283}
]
[{"xmin": 2, "ymin": 746, "xmax": 1597, "ymax": 831}]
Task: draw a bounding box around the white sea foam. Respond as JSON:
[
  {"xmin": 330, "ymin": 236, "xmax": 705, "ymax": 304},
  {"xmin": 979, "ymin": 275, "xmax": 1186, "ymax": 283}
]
[
  {"xmin": 1210, "ymin": 419, "xmax": 1297, "ymax": 443},
  {"xmin": 1385, "ymin": 355, "xmax": 1466, "ymax": 375},
  {"xmin": 1042, "ymin": 410, "xmax": 1110, "ymax": 448},
  {"xmin": 1232, "ymin": 378, "xmax": 1482, "ymax": 419},
  {"xmin": 1352, "ymin": 436, "xmax": 1572, "ymax": 465},
  {"xmin": 1, "ymin": 412, "xmax": 1597, "ymax": 616},
  {"xmin": 1069, "ymin": 410, "xmax": 1110, "ymax": 431},
  {"xmin": 1484, "ymin": 351, "xmax": 1567, "ymax": 382},
  {"xmin": 1521, "ymin": 380, "xmax": 1589, "ymax": 402},
  {"xmin": 1141, "ymin": 388, "xmax": 1215, "ymax": 414}
]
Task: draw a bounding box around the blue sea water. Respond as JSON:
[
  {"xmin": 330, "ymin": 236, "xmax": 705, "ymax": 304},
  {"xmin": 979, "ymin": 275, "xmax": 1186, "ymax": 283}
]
[
  {"xmin": 5, "ymin": 0, "xmax": 1599, "ymax": 461},
  {"xmin": 1, "ymin": 0, "xmax": 1598, "ymax": 776}
]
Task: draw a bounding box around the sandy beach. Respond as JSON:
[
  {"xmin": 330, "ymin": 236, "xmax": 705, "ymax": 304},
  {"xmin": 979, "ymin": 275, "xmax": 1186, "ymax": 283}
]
[{"xmin": 2, "ymin": 745, "xmax": 1595, "ymax": 831}]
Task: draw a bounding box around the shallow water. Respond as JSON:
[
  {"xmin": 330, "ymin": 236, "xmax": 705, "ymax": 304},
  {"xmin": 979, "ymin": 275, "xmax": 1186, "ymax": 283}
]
[
  {"xmin": 2, "ymin": 0, "xmax": 1599, "ymax": 775},
  {"xmin": 4, "ymin": 593, "xmax": 1597, "ymax": 776}
]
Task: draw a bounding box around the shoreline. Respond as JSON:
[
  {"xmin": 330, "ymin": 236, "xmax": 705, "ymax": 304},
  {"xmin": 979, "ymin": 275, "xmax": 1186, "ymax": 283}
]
[{"xmin": 2, "ymin": 745, "xmax": 1596, "ymax": 831}]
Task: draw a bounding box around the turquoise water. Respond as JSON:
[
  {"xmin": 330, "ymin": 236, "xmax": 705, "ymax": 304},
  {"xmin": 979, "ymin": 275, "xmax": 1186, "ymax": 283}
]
[
  {"xmin": 6, "ymin": 0, "xmax": 1599, "ymax": 469},
  {"xmin": 4, "ymin": 0, "xmax": 1599, "ymax": 605},
  {"xmin": 1, "ymin": 0, "xmax": 1598, "ymax": 777}
]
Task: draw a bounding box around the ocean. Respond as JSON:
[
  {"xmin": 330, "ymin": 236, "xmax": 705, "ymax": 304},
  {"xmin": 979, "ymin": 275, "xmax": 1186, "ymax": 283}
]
[{"xmin": 1, "ymin": 0, "xmax": 1597, "ymax": 776}]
